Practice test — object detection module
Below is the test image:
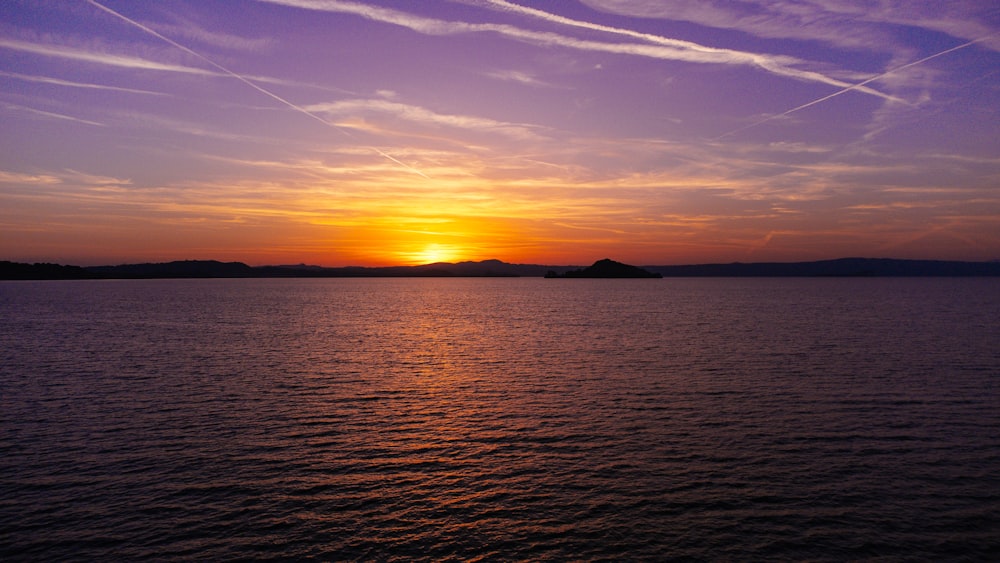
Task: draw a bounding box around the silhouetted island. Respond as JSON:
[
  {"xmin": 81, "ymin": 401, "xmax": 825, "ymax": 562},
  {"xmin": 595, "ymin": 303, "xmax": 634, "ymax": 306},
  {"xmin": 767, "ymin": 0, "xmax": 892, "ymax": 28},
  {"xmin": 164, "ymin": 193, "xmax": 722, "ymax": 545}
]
[{"xmin": 545, "ymin": 259, "xmax": 662, "ymax": 278}]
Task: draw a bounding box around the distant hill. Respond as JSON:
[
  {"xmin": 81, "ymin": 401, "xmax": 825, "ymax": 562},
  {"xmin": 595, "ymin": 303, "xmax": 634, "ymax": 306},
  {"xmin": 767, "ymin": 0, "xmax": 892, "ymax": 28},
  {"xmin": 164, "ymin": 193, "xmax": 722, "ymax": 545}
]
[
  {"xmin": 642, "ymin": 258, "xmax": 1000, "ymax": 277},
  {"xmin": 546, "ymin": 259, "xmax": 662, "ymax": 278},
  {"xmin": 255, "ymin": 259, "xmax": 562, "ymax": 278},
  {"xmin": 0, "ymin": 261, "xmax": 96, "ymax": 280},
  {"xmin": 2, "ymin": 257, "xmax": 999, "ymax": 280},
  {"xmin": 85, "ymin": 260, "xmax": 255, "ymax": 278}
]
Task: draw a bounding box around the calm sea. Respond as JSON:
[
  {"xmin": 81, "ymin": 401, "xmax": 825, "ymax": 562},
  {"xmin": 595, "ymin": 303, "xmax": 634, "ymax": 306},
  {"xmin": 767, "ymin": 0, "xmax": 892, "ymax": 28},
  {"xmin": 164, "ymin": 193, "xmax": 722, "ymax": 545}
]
[{"xmin": 1, "ymin": 278, "xmax": 998, "ymax": 561}]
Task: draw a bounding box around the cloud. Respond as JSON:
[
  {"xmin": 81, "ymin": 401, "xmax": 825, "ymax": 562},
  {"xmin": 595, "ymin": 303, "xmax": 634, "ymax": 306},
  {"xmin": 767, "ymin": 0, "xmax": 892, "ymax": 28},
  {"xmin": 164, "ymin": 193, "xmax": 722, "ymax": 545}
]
[
  {"xmin": 113, "ymin": 111, "xmax": 283, "ymax": 144},
  {"xmin": 0, "ymin": 168, "xmax": 131, "ymax": 193},
  {"xmin": 0, "ymin": 170, "xmax": 63, "ymax": 185},
  {"xmin": 712, "ymin": 34, "xmax": 995, "ymax": 141},
  {"xmin": 579, "ymin": 0, "xmax": 999, "ymax": 53},
  {"xmin": 84, "ymin": 0, "xmax": 428, "ymax": 179},
  {"xmin": 62, "ymin": 169, "xmax": 133, "ymax": 186},
  {"xmin": 0, "ymin": 36, "xmax": 325, "ymax": 91},
  {"xmin": 150, "ymin": 21, "xmax": 273, "ymax": 52},
  {"xmin": 766, "ymin": 142, "xmax": 833, "ymax": 154},
  {"xmin": 2, "ymin": 102, "xmax": 106, "ymax": 127},
  {"xmin": 0, "ymin": 37, "xmax": 216, "ymax": 75},
  {"xmin": 484, "ymin": 69, "xmax": 555, "ymax": 88},
  {"xmin": 483, "ymin": 0, "xmax": 909, "ymax": 102},
  {"xmin": 563, "ymin": 1, "xmax": 993, "ymax": 144},
  {"xmin": 304, "ymin": 98, "xmax": 545, "ymax": 140},
  {"xmin": 0, "ymin": 70, "xmax": 167, "ymax": 96},
  {"xmin": 257, "ymin": 0, "xmax": 898, "ymax": 101}
]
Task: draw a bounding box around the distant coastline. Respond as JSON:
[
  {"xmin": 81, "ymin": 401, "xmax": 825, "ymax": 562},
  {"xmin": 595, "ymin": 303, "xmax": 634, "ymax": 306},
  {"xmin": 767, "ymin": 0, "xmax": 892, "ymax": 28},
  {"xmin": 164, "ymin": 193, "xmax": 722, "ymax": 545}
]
[{"xmin": 3, "ymin": 257, "xmax": 1000, "ymax": 280}]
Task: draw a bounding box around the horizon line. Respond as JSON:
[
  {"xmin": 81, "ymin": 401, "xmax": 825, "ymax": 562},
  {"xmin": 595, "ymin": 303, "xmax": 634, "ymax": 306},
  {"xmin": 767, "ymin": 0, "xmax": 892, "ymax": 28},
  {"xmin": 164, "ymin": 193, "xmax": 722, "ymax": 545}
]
[{"xmin": 5, "ymin": 255, "xmax": 1000, "ymax": 269}]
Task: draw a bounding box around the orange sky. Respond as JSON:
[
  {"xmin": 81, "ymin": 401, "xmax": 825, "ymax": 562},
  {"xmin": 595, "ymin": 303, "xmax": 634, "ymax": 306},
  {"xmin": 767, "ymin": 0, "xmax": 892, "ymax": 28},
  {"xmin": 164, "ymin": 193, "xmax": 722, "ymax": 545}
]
[{"xmin": 2, "ymin": 1, "xmax": 998, "ymax": 266}]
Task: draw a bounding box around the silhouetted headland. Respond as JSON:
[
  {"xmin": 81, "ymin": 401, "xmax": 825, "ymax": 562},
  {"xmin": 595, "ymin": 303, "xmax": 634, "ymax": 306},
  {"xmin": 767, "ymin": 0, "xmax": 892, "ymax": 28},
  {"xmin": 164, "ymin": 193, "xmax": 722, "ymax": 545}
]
[
  {"xmin": 3, "ymin": 257, "xmax": 1000, "ymax": 280},
  {"xmin": 545, "ymin": 259, "xmax": 662, "ymax": 278}
]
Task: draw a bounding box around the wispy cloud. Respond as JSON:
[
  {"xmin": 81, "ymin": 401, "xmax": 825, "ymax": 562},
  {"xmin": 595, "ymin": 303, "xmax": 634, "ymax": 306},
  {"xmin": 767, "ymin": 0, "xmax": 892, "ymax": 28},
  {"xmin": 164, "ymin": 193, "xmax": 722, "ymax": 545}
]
[
  {"xmin": 0, "ymin": 37, "xmax": 215, "ymax": 75},
  {"xmin": 2, "ymin": 102, "xmax": 106, "ymax": 127},
  {"xmin": 712, "ymin": 34, "xmax": 993, "ymax": 140},
  {"xmin": 766, "ymin": 142, "xmax": 833, "ymax": 154},
  {"xmin": 84, "ymin": 0, "xmax": 429, "ymax": 179},
  {"xmin": 0, "ymin": 168, "xmax": 130, "ymax": 190},
  {"xmin": 580, "ymin": 0, "xmax": 999, "ymax": 53},
  {"xmin": 257, "ymin": 0, "xmax": 898, "ymax": 101},
  {"xmin": 62, "ymin": 169, "xmax": 133, "ymax": 187},
  {"xmin": 304, "ymin": 98, "xmax": 544, "ymax": 140},
  {"xmin": 484, "ymin": 69, "xmax": 555, "ymax": 88},
  {"xmin": 113, "ymin": 110, "xmax": 283, "ymax": 144},
  {"xmin": 151, "ymin": 21, "xmax": 273, "ymax": 52},
  {"xmin": 0, "ymin": 170, "xmax": 63, "ymax": 185},
  {"xmin": 0, "ymin": 70, "xmax": 167, "ymax": 96},
  {"xmin": 0, "ymin": 36, "xmax": 332, "ymax": 92},
  {"xmin": 482, "ymin": 0, "xmax": 900, "ymax": 100}
]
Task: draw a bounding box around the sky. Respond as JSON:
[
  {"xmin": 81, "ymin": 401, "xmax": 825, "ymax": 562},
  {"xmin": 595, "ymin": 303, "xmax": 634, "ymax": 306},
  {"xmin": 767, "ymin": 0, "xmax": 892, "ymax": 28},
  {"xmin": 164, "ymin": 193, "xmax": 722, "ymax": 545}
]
[{"xmin": 1, "ymin": 0, "xmax": 998, "ymax": 266}]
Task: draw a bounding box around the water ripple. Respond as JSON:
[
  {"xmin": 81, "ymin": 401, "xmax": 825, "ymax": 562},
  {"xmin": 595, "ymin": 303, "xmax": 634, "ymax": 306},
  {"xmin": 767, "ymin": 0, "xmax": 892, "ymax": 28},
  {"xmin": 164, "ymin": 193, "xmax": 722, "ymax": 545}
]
[{"xmin": 2, "ymin": 278, "xmax": 998, "ymax": 560}]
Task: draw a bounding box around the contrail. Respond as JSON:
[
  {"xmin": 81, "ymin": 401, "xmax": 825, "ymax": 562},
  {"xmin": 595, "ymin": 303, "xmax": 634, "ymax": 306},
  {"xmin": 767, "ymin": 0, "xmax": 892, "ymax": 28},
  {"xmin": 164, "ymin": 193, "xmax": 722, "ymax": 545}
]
[
  {"xmin": 712, "ymin": 33, "xmax": 998, "ymax": 142},
  {"xmin": 85, "ymin": 0, "xmax": 430, "ymax": 179},
  {"xmin": 263, "ymin": 0, "xmax": 898, "ymax": 103},
  {"xmin": 481, "ymin": 0, "xmax": 900, "ymax": 103}
]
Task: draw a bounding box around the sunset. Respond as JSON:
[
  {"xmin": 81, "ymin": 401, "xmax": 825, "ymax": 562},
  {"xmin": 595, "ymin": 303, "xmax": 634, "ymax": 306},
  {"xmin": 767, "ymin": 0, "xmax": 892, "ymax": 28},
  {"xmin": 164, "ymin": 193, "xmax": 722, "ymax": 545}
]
[
  {"xmin": 2, "ymin": 1, "xmax": 997, "ymax": 266},
  {"xmin": 3, "ymin": 3, "xmax": 999, "ymax": 561}
]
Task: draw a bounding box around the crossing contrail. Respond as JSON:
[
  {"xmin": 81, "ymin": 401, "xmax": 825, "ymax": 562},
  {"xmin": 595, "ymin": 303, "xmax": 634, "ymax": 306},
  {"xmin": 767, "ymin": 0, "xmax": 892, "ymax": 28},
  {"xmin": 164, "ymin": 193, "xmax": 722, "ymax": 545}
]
[
  {"xmin": 479, "ymin": 0, "xmax": 900, "ymax": 103},
  {"xmin": 712, "ymin": 33, "xmax": 998, "ymax": 142},
  {"xmin": 86, "ymin": 0, "xmax": 430, "ymax": 179}
]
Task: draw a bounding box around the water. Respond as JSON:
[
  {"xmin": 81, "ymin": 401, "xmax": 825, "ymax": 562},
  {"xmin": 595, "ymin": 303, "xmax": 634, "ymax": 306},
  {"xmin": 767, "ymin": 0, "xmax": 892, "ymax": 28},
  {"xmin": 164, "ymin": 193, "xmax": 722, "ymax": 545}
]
[{"xmin": 2, "ymin": 278, "xmax": 998, "ymax": 561}]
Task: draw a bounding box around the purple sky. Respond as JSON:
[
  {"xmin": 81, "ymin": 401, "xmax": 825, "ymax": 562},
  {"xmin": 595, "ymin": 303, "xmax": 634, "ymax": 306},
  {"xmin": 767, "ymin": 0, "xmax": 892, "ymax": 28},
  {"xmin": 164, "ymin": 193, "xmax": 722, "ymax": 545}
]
[{"xmin": 1, "ymin": 0, "xmax": 998, "ymax": 266}]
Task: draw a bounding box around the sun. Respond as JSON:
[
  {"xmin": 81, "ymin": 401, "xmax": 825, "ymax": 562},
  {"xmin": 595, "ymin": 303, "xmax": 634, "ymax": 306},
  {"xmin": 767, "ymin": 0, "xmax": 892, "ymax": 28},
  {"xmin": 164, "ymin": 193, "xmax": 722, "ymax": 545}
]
[{"xmin": 411, "ymin": 243, "xmax": 460, "ymax": 265}]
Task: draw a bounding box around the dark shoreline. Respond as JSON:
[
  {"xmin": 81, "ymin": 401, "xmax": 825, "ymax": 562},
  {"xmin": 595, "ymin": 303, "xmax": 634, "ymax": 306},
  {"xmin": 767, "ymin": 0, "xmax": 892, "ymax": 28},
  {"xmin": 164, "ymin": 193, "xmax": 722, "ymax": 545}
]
[{"xmin": 3, "ymin": 257, "xmax": 1000, "ymax": 280}]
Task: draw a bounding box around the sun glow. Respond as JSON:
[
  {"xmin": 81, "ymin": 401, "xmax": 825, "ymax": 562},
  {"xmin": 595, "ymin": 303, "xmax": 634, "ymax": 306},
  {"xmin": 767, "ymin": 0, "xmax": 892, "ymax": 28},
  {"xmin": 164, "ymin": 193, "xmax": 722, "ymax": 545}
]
[
  {"xmin": 341, "ymin": 214, "xmax": 511, "ymax": 266},
  {"xmin": 409, "ymin": 243, "xmax": 461, "ymax": 265}
]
